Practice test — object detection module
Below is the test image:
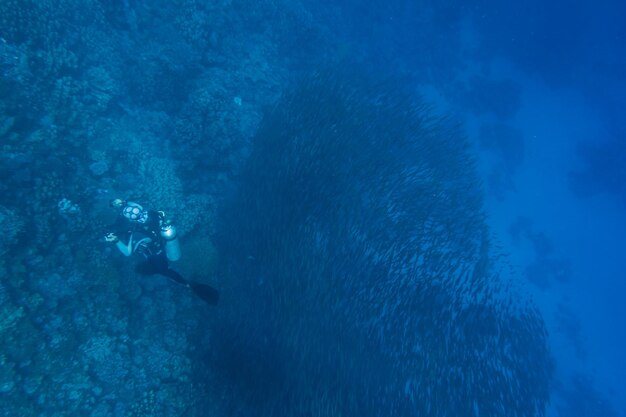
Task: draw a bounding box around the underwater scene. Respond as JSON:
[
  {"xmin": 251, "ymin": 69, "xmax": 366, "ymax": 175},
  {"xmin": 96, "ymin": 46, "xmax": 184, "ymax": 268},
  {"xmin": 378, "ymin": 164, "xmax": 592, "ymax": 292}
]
[{"xmin": 0, "ymin": 0, "xmax": 624, "ymax": 416}]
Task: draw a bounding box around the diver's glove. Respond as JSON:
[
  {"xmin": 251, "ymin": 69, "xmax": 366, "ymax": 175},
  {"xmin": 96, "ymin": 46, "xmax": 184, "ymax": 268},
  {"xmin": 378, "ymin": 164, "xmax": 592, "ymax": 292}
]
[{"xmin": 104, "ymin": 232, "xmax": 119, "ymax": 243}]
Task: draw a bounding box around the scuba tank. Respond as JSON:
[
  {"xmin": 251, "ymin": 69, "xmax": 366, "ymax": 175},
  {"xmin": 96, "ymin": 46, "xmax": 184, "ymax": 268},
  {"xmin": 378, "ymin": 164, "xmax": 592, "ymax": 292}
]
[{"xmin": 160, "ymin": 222, "xmax": 181, "ymax": 261}]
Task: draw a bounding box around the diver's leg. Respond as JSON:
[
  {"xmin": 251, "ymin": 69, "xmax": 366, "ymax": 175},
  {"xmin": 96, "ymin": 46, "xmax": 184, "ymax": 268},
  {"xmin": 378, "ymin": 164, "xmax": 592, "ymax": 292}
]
[
  {"xmin": 159, "ymin": 266, "xmax": 189, "ymax": 286},
  {"xmin": 148, "ymin": 252, "xmax": 189, "ymax": 285},
  {"xmin": 135, "ymin": 253, "xmax": 172, "ymax": 276},
  {"xmin": 140, "ymin": 253, "xmax": 219, "ymax": 304}
]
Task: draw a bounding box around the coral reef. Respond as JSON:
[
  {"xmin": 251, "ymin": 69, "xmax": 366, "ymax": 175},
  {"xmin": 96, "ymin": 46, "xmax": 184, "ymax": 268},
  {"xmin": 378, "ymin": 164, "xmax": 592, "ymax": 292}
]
[
  {"xmin": 0, "ymin": 206, "xmax": 23, "ymax": 255},
  {"xmin": 0, "ymin": 0, "xmax": 310, "ymax": 415}
]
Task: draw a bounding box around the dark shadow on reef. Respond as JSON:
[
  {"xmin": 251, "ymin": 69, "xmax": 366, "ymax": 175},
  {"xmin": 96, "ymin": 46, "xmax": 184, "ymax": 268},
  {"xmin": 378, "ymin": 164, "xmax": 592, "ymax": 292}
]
[{"xmin": 211, "ymin": 68, "xmax": 553, "ymax": 417}]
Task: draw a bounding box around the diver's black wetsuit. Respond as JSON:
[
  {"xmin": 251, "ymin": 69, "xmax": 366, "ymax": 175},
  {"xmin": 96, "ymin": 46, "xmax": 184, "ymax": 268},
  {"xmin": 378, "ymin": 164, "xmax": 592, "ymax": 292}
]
[
  {"xmin": 107, "ymin": 200, "xmax": 218, "ymax": 305},
  {"xmin": 112, "ymin": 211, "xmax": 188, "ymax": 286}
]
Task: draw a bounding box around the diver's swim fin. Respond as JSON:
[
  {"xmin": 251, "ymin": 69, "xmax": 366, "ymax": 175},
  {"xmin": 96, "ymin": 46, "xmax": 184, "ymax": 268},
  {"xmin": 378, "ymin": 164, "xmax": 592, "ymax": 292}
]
[
  {"xmin": 189, "ymin": 281, "xmax": 220, "ymax": 305},
  {"xmin": 136, "ymin": 261, "xmax": 219, "ymax": 305}
]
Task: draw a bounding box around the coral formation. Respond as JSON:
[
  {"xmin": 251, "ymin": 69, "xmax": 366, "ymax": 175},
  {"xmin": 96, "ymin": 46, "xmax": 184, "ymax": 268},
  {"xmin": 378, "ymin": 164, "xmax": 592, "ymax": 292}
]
[
  {"xmin": 0, "ymin": 0, "xmax": 302, "ymax": 415},
  {"xmin": 0, "ymin": 206, "xmax": 23, "ymax": 255}
]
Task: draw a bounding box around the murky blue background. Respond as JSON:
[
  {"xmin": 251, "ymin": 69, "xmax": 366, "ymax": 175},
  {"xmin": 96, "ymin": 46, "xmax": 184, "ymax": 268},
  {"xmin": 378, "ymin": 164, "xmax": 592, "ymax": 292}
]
[{"xmin": 1, "ymin": 0, "xmax": 623, "ymax": 415}]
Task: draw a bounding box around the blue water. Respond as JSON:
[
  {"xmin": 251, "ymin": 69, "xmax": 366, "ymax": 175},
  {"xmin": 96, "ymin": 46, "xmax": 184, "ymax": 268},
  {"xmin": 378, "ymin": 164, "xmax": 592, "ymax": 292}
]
[{"xmin": 0, "ymin": 1, "xmax": 624, "ymax": 416}]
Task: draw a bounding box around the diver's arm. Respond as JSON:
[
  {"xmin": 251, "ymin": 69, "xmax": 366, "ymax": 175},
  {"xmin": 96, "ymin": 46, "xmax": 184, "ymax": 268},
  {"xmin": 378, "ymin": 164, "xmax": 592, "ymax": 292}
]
[
  {"xmin": 115, "ymin": 233, "xmax": 133, "ymax": 256},
  {"xmin": 106, "ymin": 232, "xmax": 134, "ymax": 256},
  {"xmin": 115, "ymin": 241, "xmax": 132, "ymax": 256}
]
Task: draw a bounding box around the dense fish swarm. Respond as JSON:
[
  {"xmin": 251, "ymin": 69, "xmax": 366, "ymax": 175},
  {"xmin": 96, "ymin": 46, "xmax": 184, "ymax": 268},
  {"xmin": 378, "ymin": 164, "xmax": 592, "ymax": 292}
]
[{"xmin": 213, "ymin": 71, "xmax": 552, "ymax": 417}]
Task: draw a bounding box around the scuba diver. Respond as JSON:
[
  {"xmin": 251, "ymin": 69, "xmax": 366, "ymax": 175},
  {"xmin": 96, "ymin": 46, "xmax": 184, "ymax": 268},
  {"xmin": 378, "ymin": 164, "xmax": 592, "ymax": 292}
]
[{"xmin": 104, "ymin": 198, "xmax": 219, "ymax": 305}]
